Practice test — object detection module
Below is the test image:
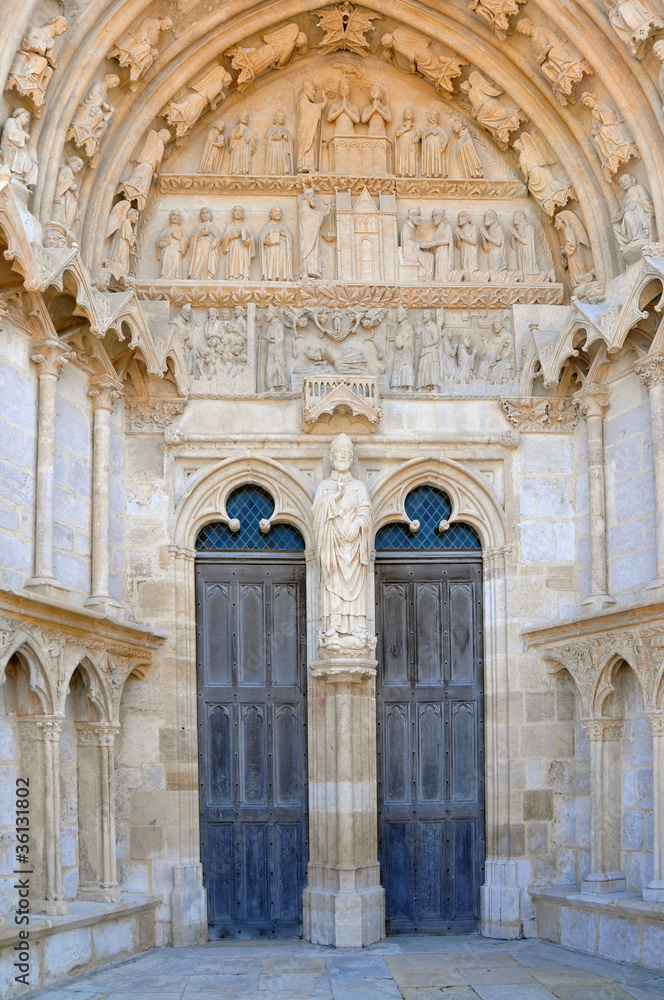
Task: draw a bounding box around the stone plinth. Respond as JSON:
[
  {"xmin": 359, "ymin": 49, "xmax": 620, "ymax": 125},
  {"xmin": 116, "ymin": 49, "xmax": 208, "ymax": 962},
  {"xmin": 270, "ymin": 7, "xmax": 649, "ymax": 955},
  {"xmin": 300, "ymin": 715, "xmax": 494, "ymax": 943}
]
[{"xmin": 303, "ymin": 657, "xmax": 385, "ymax": 948}]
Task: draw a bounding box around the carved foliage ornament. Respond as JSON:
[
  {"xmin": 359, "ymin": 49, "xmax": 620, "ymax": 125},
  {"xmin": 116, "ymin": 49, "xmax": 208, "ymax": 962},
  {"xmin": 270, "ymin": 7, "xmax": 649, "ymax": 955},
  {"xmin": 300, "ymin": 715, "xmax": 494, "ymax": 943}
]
[
  {"xmin": 316, "ymin": 3, "xmax": 381, "ymax": 55},
  {"xmin": 501, "ymin": 397, "xmax": 580, "ymax": 431}
]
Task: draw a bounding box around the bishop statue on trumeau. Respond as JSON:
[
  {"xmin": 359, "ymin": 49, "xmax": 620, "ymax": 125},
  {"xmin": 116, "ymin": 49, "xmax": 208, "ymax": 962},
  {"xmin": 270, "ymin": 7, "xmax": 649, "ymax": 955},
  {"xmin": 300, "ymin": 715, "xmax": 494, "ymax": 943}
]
[{"xmin": 313, "ymin": 435, "xmax": 375, "ymax": 657}]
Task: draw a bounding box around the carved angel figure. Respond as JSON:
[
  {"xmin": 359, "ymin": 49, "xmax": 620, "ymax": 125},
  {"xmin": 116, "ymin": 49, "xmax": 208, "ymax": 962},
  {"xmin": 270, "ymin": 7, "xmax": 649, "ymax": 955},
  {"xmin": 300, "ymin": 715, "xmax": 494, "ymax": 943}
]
[
  {"xmin": 513, "ymin": 133, "xmax": 575, "ymax": 217},
  {"xmin": 227, "ymin": 23, "xmax": 307, "ymax": 90},
  {"xmin": 580, "ymin": 93, "xmax": 639, "ymax": 181},
  {"xmin": 260, "ymin": 207, "xmax": 293, "ymax": 281},
  {"xmin": 52, "ymin": 155, "xmax": 84, "ymax": 231},
  {"xmin": 459, "ymin": 71, "xmax": 527, "ymax": 147},
  {"xmin": 199, "ymin": 123, "xmax": 225, "ymax": 174},
  {"xmin": 395, "ymin": 108, "xmax": 420, "ymax": 177},
  {"xmin": 265, "ymin": 112, "xmax": 294, "ymax": 174},
  {"xmin": 161, "ymin": 65, "xmax": 232, "ymax": 139},
  {"xmin": 66, "ymin": 74, "xmax": 120, "ymax": 167},
  {"xmin": 264, "ymin": 305, "xmax": 289, "ymax": 390},
  {"xmin": 391, "ymin": 305, "xmax": 416, "ymax": 389},
  {"xmin": 421, "ymin": 110, "xmax": 449, "ymax": 177},
  {"xmin": 613, "ymin": 172, "xmax": 656, "ymax": 262},
  {"xmin": 157, "ymin": 211, "xmax": 189, "ymax": 280},
  {"xmin": 516, "ymin": 19, "xmax": 593, "ymax": 106},
  {"xmin": 228, "ymin": 112, "xmax": 257, "ymax": 175},
  {"xmin": 554, "ymin": 211, "xmax": 596, "ymax": 293},
  {"xmin": 188, "ymin": 207, "xmax": 222, "ymax": 280},
  {"xmin": 451, "ymin": 119, "xmax": 483, "ymax": 177},
  {"xmin": 7, "ymin": 16, "xmax": 67, "ymax": 115},
  {"xmin": 1, "ymin": 109, "xmax": 39, "ymax": 188},
  {"xmin": 468, "ymin": 0, "xmax": 523, "ymax": 40},
  {"xmin": 117, "ymin": 129, "xmax": 171, "ymax": 210},
  {"xmin": 108, "ymin": 16, "xmax": 172, "ymax": 89},
  {"xmin": 603, "ymin": 0, "xmax": 664, "ymax": 57},
  {"xmin": 297, "ymin": 81, "xmax": 327, "ymax": 172},
  {"xmin": 381, "ymin": 26, "xmax": 467, "ymax": 95},
  {"xmin": 221, "ymin": 206, "xmax": 255, "ymax": 280},
  {"xmin": 103, "ymin": 201, "xmax": 139, "ymax": 282},
  {"xmin": 299, "ymin": 185, "xmax": 332, "ymax": 279}
]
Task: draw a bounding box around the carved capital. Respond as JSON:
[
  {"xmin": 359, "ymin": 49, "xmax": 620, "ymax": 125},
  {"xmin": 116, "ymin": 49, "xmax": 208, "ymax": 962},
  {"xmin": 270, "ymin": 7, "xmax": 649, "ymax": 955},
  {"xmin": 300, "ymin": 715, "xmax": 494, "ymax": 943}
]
[
  {"xmin": 76, "ymin": 721, "xmax": 119, "ymax": 746},
  {"xmin": 501, "ymin": 397, "xmax": 580, "ymax": 432},
  {"xmin": 647, "ymin": 714, "xmax": 664, "ymax": 736},
  {"xmin": 575, "ymin": 385, "xmax": 610, "ymax": 419},
  {"xmin": 88, "ymin": 375, "xmax": 123, "ymax": 410},
  {"xmin": 19, "ymin": 716, "xmax": 65, "ymax": 742},
  {"xmin": 31, "ymin": 338, "xmax": 74, "ymax": 377},
  {"xmin": 583, "ymin": 718, "xmax": 624, "ymax": 741},
  {"xmin": 635, "ymin": 356, "xmax": 664, "ymax": 390}
]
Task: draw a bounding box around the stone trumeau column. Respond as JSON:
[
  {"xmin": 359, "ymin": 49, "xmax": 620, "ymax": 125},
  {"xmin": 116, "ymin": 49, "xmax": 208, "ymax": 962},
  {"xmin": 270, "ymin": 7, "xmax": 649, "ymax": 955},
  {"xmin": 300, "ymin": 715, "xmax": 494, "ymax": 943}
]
[
  {"xmin": 644, "ymin": 714, "xmax": 664, "ymax": 902},
  {"xmin": 84, "ymin": 375, "xmax": 123, "ymax": 616},
  {"xmin": 636, "ymin": 356, "xmax": 664, "ymax": 596},
  {"xmin": 576, "ymin": 385, "xmax": 615, "ymax": 611},
  {"xmin": 303, "ymin": 434, "xmax": 385, "ymax": 947},
  {"xmin": 26, "ymin": 339, "xmax": 73, "ymax": 600},
  {"xmin": 581, "ymin": 718, "xmax": 626, "ymax": 893}
]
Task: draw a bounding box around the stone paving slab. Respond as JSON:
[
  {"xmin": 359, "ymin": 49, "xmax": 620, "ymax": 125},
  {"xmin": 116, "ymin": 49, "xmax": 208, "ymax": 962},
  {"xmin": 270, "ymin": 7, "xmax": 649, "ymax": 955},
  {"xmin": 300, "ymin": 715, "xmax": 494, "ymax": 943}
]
[{"xmin": 25, "ymin": 935, "xmax": 664, "ymax": 1000}]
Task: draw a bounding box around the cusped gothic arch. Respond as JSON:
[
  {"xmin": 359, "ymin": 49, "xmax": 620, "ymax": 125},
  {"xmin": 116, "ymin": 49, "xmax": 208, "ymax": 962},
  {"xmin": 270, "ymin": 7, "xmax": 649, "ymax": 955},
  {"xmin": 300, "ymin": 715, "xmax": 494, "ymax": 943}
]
[
  {"xmin": 591, "ymin": 652, "xmax": 651, "ymax": 719},
  {"xmin": 369, "ymin": 456, "xmax": 507, "ymax": 551},
  {"xmin": 58, "ymin": 652, "xmax": 112, "ymax": 722},
  {"xmin": 174, "ymin": 455, "xmax": 316, "ymax": 550},
  {"xmin": 0, "ymin": 632, "xmax": 57, "ymax": 715}
]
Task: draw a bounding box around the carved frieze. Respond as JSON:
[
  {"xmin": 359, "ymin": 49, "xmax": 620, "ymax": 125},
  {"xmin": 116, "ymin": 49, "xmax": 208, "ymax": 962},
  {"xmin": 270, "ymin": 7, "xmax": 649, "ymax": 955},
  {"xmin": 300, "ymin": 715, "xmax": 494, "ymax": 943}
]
[
  {"xmin": 501, "ymin": 397, "xmax": 581, "ymax": 431},
  {"xmin": 124, "ymin": 398, "xmax": 186, "ymax": 433},
  {"xmin": 159, "ymin": 174, "xmax": 527, "ymax": 198}
]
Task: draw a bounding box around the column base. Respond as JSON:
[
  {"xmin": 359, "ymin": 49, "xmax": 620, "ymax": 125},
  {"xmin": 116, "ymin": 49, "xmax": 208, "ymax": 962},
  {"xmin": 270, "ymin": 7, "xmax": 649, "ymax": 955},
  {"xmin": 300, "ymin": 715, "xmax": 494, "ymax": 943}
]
[
  {"xmin": 24, "ymin": 577, "xmax": 70, "ymax": 603},
  {"xmin": 171, "ymin": 862, "xmax": 207, "ymax": 947},
  {"xmin": 303, "ymin": 884, "xmax": 385, "ymax": 948},
  {"xmin": 84, "ymin": 595, "xmax": 122, "ymax": 619},
  {"xmin": 580, "ymin": 871, "xmax": 626, "ymax": 894},
  {"xmin": 579, "ymin": 593, "xmax": 616, "ymax": 612},
  {"xmin": 643, "ymin": 880, "xmax": 664, "ymax": 902},
  {"xmin": 481, "ymin": 859, "xmax": 525, "ymax": 939}
]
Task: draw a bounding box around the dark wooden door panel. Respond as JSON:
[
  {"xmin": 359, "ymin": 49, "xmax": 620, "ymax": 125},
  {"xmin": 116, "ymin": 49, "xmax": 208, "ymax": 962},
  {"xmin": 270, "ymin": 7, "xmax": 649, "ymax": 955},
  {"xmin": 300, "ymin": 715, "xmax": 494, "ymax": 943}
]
[
  {"xmin": 196, "ymin": 557, "xmax": 307, "ymax": 938},
  {"xmin": 376, "ymin": 557, "xmax": 485, "ymax": 935}
]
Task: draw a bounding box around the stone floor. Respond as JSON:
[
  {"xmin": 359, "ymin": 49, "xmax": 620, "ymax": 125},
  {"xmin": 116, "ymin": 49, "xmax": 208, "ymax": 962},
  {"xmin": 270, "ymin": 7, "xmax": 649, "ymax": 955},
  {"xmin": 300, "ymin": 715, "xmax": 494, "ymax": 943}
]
[{"xmin": 29, "ymin": 935, "xmax": 664, "ymax": 1000}]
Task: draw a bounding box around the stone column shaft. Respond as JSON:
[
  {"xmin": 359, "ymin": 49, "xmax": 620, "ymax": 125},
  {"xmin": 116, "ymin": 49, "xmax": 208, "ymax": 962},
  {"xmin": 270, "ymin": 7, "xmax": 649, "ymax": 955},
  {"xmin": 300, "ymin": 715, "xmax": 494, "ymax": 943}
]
[
  {"xmin": 26, "ymin": 340, "xmax": 73, "ymax": 598},
  {"xmin": 577, "ymin": 387, "xmax": 615, "ymax": 610},
  {"xmin": 84, "ymin": 377, "xmax": 122, "ymax": 615},
  {"xmin": 636, "ymin": 358, "xmax": 664, "ymax": 593},
  {"xmin": 644, "ymin": 714, "xmax": 664, "ymax": 901},
  {"xmin": 581, "ymin": 718, "xmax": 626, "ymax": 893},
  {"xmin": 76, "ymin": 722, "xmax": 120, "ymax": 902}
]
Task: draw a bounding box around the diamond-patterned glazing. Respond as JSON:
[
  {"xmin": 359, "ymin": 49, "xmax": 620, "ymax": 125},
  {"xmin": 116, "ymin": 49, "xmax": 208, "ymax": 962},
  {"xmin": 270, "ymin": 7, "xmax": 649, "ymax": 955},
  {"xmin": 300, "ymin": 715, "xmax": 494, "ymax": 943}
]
[
  {"xmin": 375, "ymin": 485, "xmax": 481, "ymax": 551},
  {"xmin": 196, "ymin": 484, "xmax": 304, "ymax": 551}
]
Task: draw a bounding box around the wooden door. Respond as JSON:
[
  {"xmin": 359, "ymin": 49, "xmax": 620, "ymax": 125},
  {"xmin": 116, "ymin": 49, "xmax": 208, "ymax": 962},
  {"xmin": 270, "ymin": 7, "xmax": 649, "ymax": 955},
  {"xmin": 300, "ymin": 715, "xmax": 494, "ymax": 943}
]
[
  {"xmin": 375, "ymin": 555, "xmax": 485, "ymax": 934},
  {"xmin": 196, "ymin": 554, "xmax": 308, "ymax": 938}
]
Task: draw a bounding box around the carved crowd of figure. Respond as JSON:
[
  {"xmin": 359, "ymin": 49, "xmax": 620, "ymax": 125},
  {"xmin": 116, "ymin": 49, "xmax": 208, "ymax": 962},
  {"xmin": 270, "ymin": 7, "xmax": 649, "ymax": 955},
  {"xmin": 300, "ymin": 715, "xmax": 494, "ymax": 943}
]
[{"xmin": 170, "ymin": 302, "xmax": 248, "ymax": 380}]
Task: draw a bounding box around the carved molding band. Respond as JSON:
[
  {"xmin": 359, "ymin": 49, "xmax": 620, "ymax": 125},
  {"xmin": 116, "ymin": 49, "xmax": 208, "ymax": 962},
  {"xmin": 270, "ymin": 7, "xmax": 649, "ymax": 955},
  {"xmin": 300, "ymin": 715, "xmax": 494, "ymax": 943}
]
[{"xmin": 501, "ymin": 397, "xmax": 580, "ymax": 431}]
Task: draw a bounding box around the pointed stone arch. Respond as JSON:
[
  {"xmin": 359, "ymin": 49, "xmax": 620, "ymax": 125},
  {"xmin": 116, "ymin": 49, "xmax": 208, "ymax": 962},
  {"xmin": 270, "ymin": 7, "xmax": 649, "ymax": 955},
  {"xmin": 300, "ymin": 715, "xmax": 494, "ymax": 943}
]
[{"xmin": 0, "ymin": 631, "xmax": 57, "ymax": 715}]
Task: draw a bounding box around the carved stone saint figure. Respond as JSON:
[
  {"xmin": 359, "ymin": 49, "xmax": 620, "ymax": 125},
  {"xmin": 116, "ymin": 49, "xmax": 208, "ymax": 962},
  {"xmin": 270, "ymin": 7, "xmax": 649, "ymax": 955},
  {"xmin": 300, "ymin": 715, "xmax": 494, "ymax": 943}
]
[
  {"xmin": 313, "ymin": 434, "xmax": 374, "ymax": 655},
  {"xmin": 459, "ymin": 71, "xmax": 527, "ymax": 147},
  {"xmin": 52, "ymin": 156, "xmax": 84, "ymax": 231},
  {"xmin": 395, "ymin": 108, "xmax": 420, "ymax": 176},
  {"xmin": 554, "ymin": 211, "xmax": 596, "ymax": 293},
  {"xmin": 580, "ymin": 93, "xmax": 639, "ymax": 182},
  {"xmin": 227, "ymin": 23, "xmax": 307, "ymax": 90},
  {"xmin": 161, "ymin": 65, "xmax": 232, "ymax": 138},
  {"xmin": 297, "ymin": 81, "xmax": 326, "ymax": 172},
  {"xmin": 188, "ymin": 207, "xmax": 222, "ymax": 280},
  {"xmin": 327, "ymin": 77, "xmax": 360, "ymax": 136},
  {"xmin": 421, "ymin": 111, "xmax": 449, "ymax": 177},
  {"xmin": 513, "ymin": 133, "xmax": 574, "ymax": 217},
  {"xmin": 157, "ymin": 211, "xmax": 189, "ymax": 280},
  {"xmin": 481, "ymin": 210, "xmax": 507, "ymax": 279},
  {"xmin": 265, "ymin": 112, "xmax": 294, "ymax": 175},
  {"xmin": 103, "ymin": 201, "xmax": 139, "ymax": 282},
  {"xmin": 221, "ymin": 206, "xmax": 255, "ymax": 280},
  {"xmin": 298, "ymin": 185, "xmax": 332, "ymax": 279},
  {"xmin": 66, "ymin": 74, "xmax": 120, "ymax": 167},
  {"xmin": 451, "ymin": 119, "xmax": 483, "ymax": 178},
  {"xmin": 1, "ymin": 109, "xmax": 39, "ymax": 188},
  {"xmin": 457, "ymin": 331, "xmax": 477, "ymax": 382},
  {"xmin": 117, "ymin": 129, "xmax": 171, "ymax": 211},
  {"xmin": 604, "ymin": 0, "xmax": 664, "ymax": 57},
  {"xmin": 199, "ymin": 123, "xmax": 225, "ymax": 174},
  {"xmin": 391, "ymin": 305, "xmax": 416, "ymax": 389},
  {"xmin": 228, "ymin": 112, "xmax": 257, "ymax": 175},
  {"xmin": 264, "ymin": 305, "xmax": 289, "ymax": 390},
  {"xmin": 381, "ymin": 26, "xmax": 466, "ymax": 95},
  {"xmin": 260, "ymin": 207, "xmax": 293, "ymax": 281},
  {"xmin": 468, "ymin": 0, "xmax": 523, "ymax": 40},
  {"xmin": 417, "ymin": 310, "xmax": 441, "ymax": 390},
  {"xmin": 612, "ymin": 172, "xmax": 656, "ymax": 262},
  {"xmin": 361, "ymin": 86, "xmax": 392, "ymax": 136},
  {"xmin": 401, "ymin": 209, "xmax": 434, "ymax": 280},
  {"xmin": 422, "ymin": 208, "xmax": 455, "ymax": 282},
  {"xmin": 456, "ymin": 211, "xmax": 481, "ymax": 280},
  {"xmin": 516, "ymin": 19, "xmax": 592, "ymax": 106},
  {"xmin": 108, "ymin": 15, "xmax": 172, "ymax": 89},
  {"xmin": 509, "ymin": 210, "xmax": 540, "ymax": 280},
  {"xmin": 7, "ymin": 16, "xmax": 68, "ymax": 115}
]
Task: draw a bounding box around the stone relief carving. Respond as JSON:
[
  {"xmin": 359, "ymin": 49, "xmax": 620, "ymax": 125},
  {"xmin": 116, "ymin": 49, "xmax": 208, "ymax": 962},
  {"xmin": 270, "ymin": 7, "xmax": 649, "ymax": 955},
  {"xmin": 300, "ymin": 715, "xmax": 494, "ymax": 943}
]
[
  {"xmin": 513, "ymin": 133, "xmax": 575, "ymax": 217},
  {"xmin": 516, "ymin": 19, "xmax": 593, "ymax": 106},
  {"xmin": 260, "ymin": 207, "xmax": 293, "ymax": 280},
  {"xmin": 168, "ymin": 303, "xmax": 196, "ymax": 373},
  {"xmin": 265, "ymin": 112, "xmax": 295, "ymax": 175},
  {"xmin": 228, "ymin": 112, "xmax": 257, "ymax": 175},
  {"xmin": 401, "ymin": 208, "xmax": 435, "ymax": 280},
  {"xmin": 297, "ymin": 81, "xmax": 327, "ymax": 172},
  {"xmin": 108, "ymin": 15, "xmax": 172, "ymax": 90},
  {"xmin": 299, "ymin": 184, "xmax": 334, "ymax": 279},
  {"xmin": 395, "ymin": 108, "xmax": 420, "ymax": 177},
  {"xmin": 390, "ymin": 304, "xmax": 416, "ymax": 388},
  {"xmin": 509, "ymin": 210, "xmax": 552, "ymax": 282},
  {"xmin": 6, "ymin": 16, "xmax": 68, "ymax": 116},
  {"xmin": 124, "ymin": 397, "xmax": 185, "ymax": 432},
  {"xmin": 381, "ymin": 26, "xmax": 467, "ymax": 95},
  {"xmin": 192, "ymin": 305, "xmax": 248, "ymax": 379},
  {"xmin": 316, "ymin": 3, "xmax": 380, "ymax": 55},
  {"xmin": 221, "ymin": 206, "xmax": 255, "ymax": 280},
  {"xmin": 327, "ymin": 75, "xmax": 361, "ymax": 136},
  {"xmin": 459, "ymin": 71, "xmax": 528, "ymax": 148},
  {"xmin": 52, "ymin": 155, "xmax": 85, "ymax": 232},
  {"xmin": 423, "ymin": 209, "xmax": 455, "ymax": 281},
  {"xmin": 103, "ymin": 201, "xmax": 139, "ymax": 285},
  {"xmin": 66, "ymin": 74, "xmax": 120, "ymax": 168},
  {"xmin": 451, "ymin": 119, "xmax": 484, "ymax": 178},
  {"xmin": 200, "ymin": 123, "xmax": 226, "ymax": 173},
  {"xmin": 501, "ymin": 397, "xmax": 580, "ymax": 431},
  {"xmin": 188, "ymin": 207, "xmax": 222, "ymax": 279},
  {"xmin": 421, "ymin": 111, "xmax": 449, "ymax": 178},
  {"xmin": 603, "ymin": 0, "xmax": 664, "ymax": 57},
  {"xmin": 118, "ymin": 129, "xmax": 171, "ymax": 211},
  {"xmin": 263, "ymin": 304, "xmax": 289, "ymax": 390},
  {"xmin": 1, "ymin": 109, "xmax": 39, "ymax": 189},
  {"xmin": 613, "ymin": 171, "xmax": 656, "ymax": 262},
  {"xmin": 468, "ymin": 0, "xmax": 525, "ymax": 40},
  {"xmin": 313, "ymin": 434, "xmax": 375, "ymax": 657},
  {"xmin": 456, "ymin": 211, "xmax": 481, "ymax": 281},
  {"xmin": 157, "ymin": 211, "xmax": 189, "ymax": 280},
  {"xmin": 580, "ymin": 93, "xmax": 639, "ymax": 181},
  {"xmin": 161, "ymin": 64, "xmax": 233, "ymax": 139},
  {"xmin": 554, "ymin": 210, "xmax": 599, "ymax": 298},
  {"xmin": 227, "ymin": 23, "xmax": 308, "ymax": 91}
]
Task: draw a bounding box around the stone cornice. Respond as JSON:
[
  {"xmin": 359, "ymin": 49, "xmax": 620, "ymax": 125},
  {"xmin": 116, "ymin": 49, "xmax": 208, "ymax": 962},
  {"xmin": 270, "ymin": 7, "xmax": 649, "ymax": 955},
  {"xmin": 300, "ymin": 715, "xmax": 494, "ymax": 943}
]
[{"xmin": 522, "ymin": 597, "xmax": 664, "ymax": 649}]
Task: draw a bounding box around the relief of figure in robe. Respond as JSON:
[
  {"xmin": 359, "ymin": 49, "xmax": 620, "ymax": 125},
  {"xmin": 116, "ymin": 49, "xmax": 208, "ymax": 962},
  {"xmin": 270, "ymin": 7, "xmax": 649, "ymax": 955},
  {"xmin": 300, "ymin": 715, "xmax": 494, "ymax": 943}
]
[
  {"xmin": 52, "ymin": 156, "xmax": 84, "ymax": 231},
  {"xmin": 117, "ymin": 129, "xmax": 171, "ymax": 211},
  {"xmin": 456, "ymin": 211, "xmax": 481, "ymax": 281},
  {"xmin": 613, "ymin": 172, "xmax": 656, "ymax": 262},
  {"xmin": 555, "ymin": 211, "xmax": 597, "ymax": 293},
  {"xmin": 459, "ymin": 71, "xmax": 527, "ymax": 147},
  {"xmin": 516, "ymin": 19, "xmax": 593, "ymax": 106},
  {"xmin": 421, "ymin": 110, "xmax": 449, "ymax": 177},
  {"xmin": 161, "ymin": 64, "xmax": 232, "ymax": 139},
  {"xmin": 401, "ymin": 209, "xmax": 434, "ymax": 280},
  {"xmin": 481, "ymin": 210, "xmax": 508, "ymax": 280},
  {"xmin": 327, "ymin": 76, "xmax": 360, "ymax": 136},
  {"xmin": 395, "ymin": 107, "xmax": 420, "ymax": 176},
  {"xmin": 1, "ymin": 109, "xmax": 39, "ymax": 188},
  {"xmin": 7, "ymin": 16, "xmax": 67, "ymax": 115},
  {"xmin": 603, "ymin": 0, "xmax": 664, "ymax": 57},
  {"xmin": 417, "ymin": 310, "xmax": 442, "ymax": 391},
  {"xmin": 451, "ymin": 119, "xmax": 484, "ymax": 178},
  {"xmin": 264, "ymin": 305, "xmax": 289, "ymax": 391},
  {"xmin": 297, "ymin": 80, "xmax": 327, "ymax": 172},
  {"xmin": 221, "ymin": 206, "xmax": 255, "ymax": 280},
  {"xmin": 228, "ymin": 112, "xmax": 257, "ymax": 175},
  {"xmin": 199, "ymin": 123, "xmax": 225, "ymax": 174},
  {"xmin": 381, "ymin": 26, "xmax": 466, "ymax": 95},
  {"xmin": 188, "ymin": 207, "xmax": 222, "ymax": 280},
  {"xmin": 422, "ymin": 209, "xmax": 455, "ymax": 282},
  {"xmin": 580, "ymin": 92, "xmax": 639, "ymax": 181},
  {"xmin": 66, "ymin": 74, "xmax": 120, "ymax": 167},
  {"xmin": 509, "ymin": 210, "xmax": 540, "ymax": 281},
  {"xmin": 298, "ymin": 185, "xmax": 333, "ymax": 279},
  {"xmin": 157, "ymin": 211, "xmax": 189, "ymax": 280},
  {"xmin": 227, "ymin": 23, "xmax": 307, "ymax": 90},
  {"xmin": 260, "ymin": 207, "xmax": 293, "ymax": 281},
  {"xmin": 468, "ymin": 0, "xmax": 523, "ymax": 40},
  {"xmin": 513, "ymin": 133, "xmax": 575, "ymax": 217},
  {"xmin": 360, "ymin": 85, "xmax": 392, "ymax": 136},
  {"xmin": 265, "ymin": 112, "xmax": 294, "ymax": 175},
  {"xmin": 391, "ymin": 305, "xmax": 416, "ymax": 390},
  {"xmin": 108, "ymin": 15, "xmax": 172, "ymax": 89}
]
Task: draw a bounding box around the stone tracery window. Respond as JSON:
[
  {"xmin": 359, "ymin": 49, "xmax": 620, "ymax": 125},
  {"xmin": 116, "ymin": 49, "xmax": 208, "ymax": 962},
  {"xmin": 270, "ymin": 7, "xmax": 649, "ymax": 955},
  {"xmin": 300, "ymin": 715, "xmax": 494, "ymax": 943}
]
[
  {"xmin": 375, "ymin": 485, "xmax": 481, "ymax": 550},
  {"xmin": 196, "ymin": 483, "xmax": 305, "ymax": 550}
]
